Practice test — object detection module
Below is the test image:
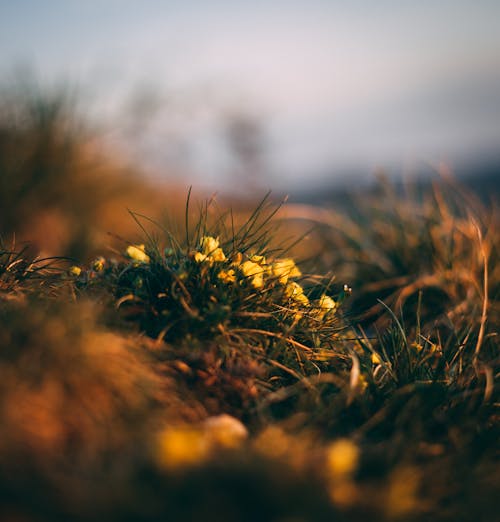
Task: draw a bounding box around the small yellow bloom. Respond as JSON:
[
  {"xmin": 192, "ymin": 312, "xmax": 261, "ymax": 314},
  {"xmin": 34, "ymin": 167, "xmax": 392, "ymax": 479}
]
[
  {"xmin": 200, "ymin": 236, "xmax": 219, "ymax": 255},
  {"xmin": 218, "ymin": 269, "xmax": 236, "ymax": 284},
  {"xmin": 411, "ymin": 341, "xmax": 423, "ymax": 352},
  {"xmin": 126, "ymin": 244, "xmax": 150, "ymax": 263},
  {"xmin": 318, "ymin": 294, "xmax": 336, "ymax": 313},
  {"xmin": 272, "ymin": 258, "xmax": 301, "ymax": 284},
  {"xmin": 196, "ymin": 236, "xmax": 226, "ymax": 263},
  {"xmin": 371, "ymin": 352, "xmax": 382, "ymax": 365},
  {"xmin": 156, "ymin": 426, "xmax": 209, "ymax": 470},
  {"xmin": 239, "ymin": 260, "xmax": 267, "ymax": 289},
  {"xmin": 92, "ymin": 256, "xmax": 106, "ymax": 272},
  {"xmin": 68, "ymin": 265, "xmax": 82, "ymax": 277},
  {"xmin": 326, "ymin": 438, "xmax": 359, "ymax": 477},
  {"xmin": 240, "ymin": 260, "xmax": 263, "ymax": 277},
  {"xmin": 312, "ymin": 294, "xmax": 337, "ymax": 319},
  {"xmin": 285, "ymin": 282, "xmax": 309, "ymax": 305}
]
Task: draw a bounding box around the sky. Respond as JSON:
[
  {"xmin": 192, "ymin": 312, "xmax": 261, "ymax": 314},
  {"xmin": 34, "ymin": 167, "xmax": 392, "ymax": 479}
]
[{"xmin": 1, "ymin": 0, "xmax": 499, "ymax": 190}]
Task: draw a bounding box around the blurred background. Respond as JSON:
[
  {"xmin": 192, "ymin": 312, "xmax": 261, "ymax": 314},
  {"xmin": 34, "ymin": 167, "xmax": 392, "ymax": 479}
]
[{"xmin": 1, "ymin": 0, "xmax": 499, "ymax": 255}]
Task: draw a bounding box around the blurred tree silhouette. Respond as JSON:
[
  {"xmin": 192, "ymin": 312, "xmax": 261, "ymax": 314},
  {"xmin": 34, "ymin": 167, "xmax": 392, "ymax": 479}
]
[
  {"xmin": 1, "ymin": 81, "xmax": 86, "ymax": 253},
  {"xmin": 225, "ymin": 111, "xmax": 267, "ymax": 192},
  {"xmin": 0, "ymin": 77, "xmax": 183, "ymax": 259}
]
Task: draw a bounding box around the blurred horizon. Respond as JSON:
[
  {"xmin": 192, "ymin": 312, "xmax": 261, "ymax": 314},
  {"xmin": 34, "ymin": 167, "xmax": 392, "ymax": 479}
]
[{"xmin": 1, "ymin": 0, "xmax": 499, "ymax": 193}]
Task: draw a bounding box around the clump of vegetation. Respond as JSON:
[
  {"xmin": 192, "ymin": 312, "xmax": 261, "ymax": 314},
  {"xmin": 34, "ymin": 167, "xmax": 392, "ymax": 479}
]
[
  {"xmin": 283, "ymin": 177, "xmax": 498, "ymax": 440},
  {"xmin": 0, "ymin": 238, "xmax": 65, "ymax": 301},
  {"xmin": 0, "ymin": 180, "xmax": 498, "ymax": 522},
  {"xmin": 68, "ymin": 195, "xmax": 355, "ymax": 421},
  {"xmin": 0, "ymin": 298, "xmax": 166, "ymax": 519},
  {"xmin": 315, "ymin": 178, "xmax": 498, "ymax": 337}
]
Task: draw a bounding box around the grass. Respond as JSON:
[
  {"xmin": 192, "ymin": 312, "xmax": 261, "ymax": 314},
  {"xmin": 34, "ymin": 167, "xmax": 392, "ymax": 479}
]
[
  {"xmin": 0, "ymin": 178, "xmax": 498, "ymax": 522},
  {"xmin": 0, "ymin": 77, "xmax": 498, "ymax": 522}
]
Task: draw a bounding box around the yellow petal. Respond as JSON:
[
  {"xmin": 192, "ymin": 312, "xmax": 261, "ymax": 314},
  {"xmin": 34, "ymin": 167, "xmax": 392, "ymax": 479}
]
[
  {"xmin": 240, "ymin": 260, "xmax": 264, "ymax": 278},
  {"xmin": 200, "ymin": 236, "xmax": 220, "ymax": 255},
  {"xmin": 210, "ymin": 247, "xmax": 226, "ymax": 262},
  {"xmin": 285, "ymin": 282, "xmax": 309, "ymax": 305},
  {"xmin": 194, "ymin": 251, "xmax": 207, "ymax": 263},
  {"xmin": 126, "ymin": 244, "xmax": 150, "ymax": 263},
  {"xmin": 251, "ymin": 274, "xmax": 264, "ymax": 289},
  {"xmin": 318, "ymin": 295, "xmax": 336, "ymax": 312},
  {"xmin": 272, "ymin": 259, "xmax": 301, "ymax": 284}
]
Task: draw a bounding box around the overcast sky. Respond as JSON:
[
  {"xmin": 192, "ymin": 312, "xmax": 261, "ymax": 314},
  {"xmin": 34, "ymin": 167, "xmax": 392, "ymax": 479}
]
[{"xmin": 1, "ymin": 0, "xmax": 499, "ymax": 190}]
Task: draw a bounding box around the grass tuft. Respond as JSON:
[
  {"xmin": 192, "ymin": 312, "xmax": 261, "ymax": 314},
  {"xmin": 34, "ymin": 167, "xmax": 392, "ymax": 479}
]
[{"xmin": 0, "ymin": 182, "xmax": 498, "ymax": 522}]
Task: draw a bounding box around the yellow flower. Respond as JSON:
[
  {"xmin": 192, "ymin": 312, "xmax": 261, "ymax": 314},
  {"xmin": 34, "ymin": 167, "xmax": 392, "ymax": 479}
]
[
  {"xmin": 68, "ymin": 265, "xmax": 82, "ymax": 277},
  {"xmin": 92, "ymin": 256, "xmax": 106, "ymax": 272},
  {"xmin": 312, "ymin": 294, "xmax": 337, "ymax": 319},
  {"xmin": 272, "ymin": 258, "xmax": 301, "ymax": 284},
  {"xmin": 326, "ymin": 439, "xmax": 359, "ymax": 477},
  {"xmin": 371, "ymin": 352, "xmax": 382, "ymax": 365},
  {"xmin": 240, "ymin": 260, "xmax": 263, "ymax": 277},
  {"xmin": 240, "ymin": 260, "xmax": 266, "ymax": 289},
  {"xmin": 200, "ymin": 236, "xmax": 219, "ymax": 255},
  {"xmin": 218, "ymin": 269, "xmax": 236, "ymax": 284},
  {"xmin": 285, "ymin": 282, "xmax": 309, "ymax": 305},
  {"xmin": 126, "ymin": 244, "xmax": 150, "ymax": 263},
  {"xmin": 196, "ymin": 236, "xmax": 226, "ymax": 263},
  {"xmin": 411, "ymin": 341, "xmax": 424, "ymax": 352},
  {"xmin": 156, "ymin": 426, "xmax": 209, "ymax": 470},
  {"xmin": 318, "ymin": 294, "xmax": 336, "ymax": 313}
]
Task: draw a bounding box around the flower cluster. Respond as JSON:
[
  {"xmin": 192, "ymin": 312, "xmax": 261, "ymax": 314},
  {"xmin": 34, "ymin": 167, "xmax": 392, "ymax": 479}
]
[
  {"xmin": 192, "ymin": 236, "xmax": 338, "ymax": 318},
  {"xmin": 193, "ymin": 236, "xmax": 302, "ymax": 292},
  {"xmin": 71, "ymin": 236, "xmax": 342, "ymax": 345}
]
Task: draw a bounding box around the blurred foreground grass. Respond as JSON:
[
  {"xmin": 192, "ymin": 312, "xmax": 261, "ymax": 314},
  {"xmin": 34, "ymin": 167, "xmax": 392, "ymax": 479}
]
[{"xmin": 0, "ymin": 87, "xmax": 498, "ymax": 521}]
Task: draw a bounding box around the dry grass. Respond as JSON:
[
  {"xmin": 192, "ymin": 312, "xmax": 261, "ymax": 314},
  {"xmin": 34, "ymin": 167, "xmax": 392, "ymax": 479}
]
[{"xmin": 0, "ymin": 88, "xmax": 498, "ymax": 521}]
